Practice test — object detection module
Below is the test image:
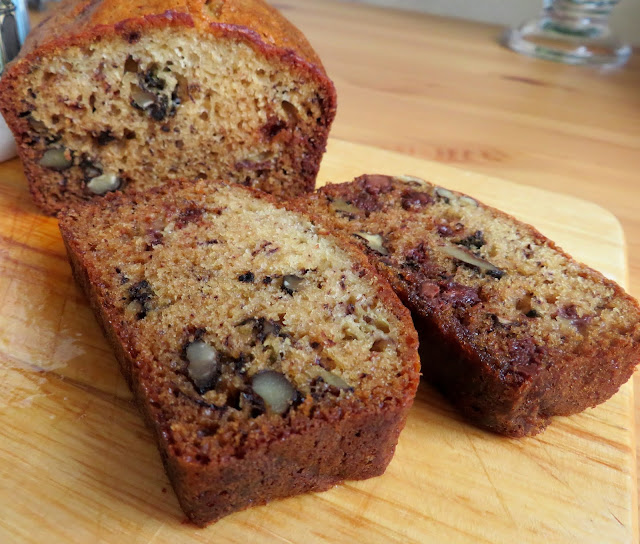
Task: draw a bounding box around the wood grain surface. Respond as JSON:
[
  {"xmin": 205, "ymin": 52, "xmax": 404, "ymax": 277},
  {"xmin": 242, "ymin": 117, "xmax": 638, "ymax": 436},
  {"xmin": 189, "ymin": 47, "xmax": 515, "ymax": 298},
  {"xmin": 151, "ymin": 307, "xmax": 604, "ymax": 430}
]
[{"xmin": 0, "ymin": 140, "xmax": 636, "ymax": 543}]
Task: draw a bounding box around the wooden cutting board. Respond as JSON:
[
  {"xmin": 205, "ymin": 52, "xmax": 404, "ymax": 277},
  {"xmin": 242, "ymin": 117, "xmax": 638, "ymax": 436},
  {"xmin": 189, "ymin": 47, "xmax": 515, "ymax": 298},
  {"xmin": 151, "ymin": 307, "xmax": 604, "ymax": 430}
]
[{"xmin": 0, "ymin": 139, "xmax": 636, "ymax": 543}]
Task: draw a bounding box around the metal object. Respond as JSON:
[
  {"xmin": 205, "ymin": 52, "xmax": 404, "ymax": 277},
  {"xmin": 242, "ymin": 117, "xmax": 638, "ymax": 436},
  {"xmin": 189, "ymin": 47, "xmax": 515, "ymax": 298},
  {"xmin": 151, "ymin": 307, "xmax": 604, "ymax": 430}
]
[{"xmin": 0, "ymin": 0, "xmax": 29, "ymax": 75}]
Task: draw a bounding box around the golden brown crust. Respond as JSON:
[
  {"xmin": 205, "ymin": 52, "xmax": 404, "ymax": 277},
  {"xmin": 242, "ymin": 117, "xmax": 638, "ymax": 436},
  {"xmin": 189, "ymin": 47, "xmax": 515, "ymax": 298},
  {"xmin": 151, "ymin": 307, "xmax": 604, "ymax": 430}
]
[
  {"xmin": 14, "ymin": 0, "xmax": 324, "ymax": 68},
  {"xmin": 58, "ymin": 178, "xmax": 419, "ymax": 524}
]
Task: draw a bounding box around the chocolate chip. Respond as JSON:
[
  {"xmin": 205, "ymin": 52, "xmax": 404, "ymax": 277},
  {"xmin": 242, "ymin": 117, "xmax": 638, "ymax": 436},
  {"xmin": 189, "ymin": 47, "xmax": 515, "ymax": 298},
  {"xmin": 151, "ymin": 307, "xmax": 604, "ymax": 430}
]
[
  {"xmin": 440, "ymin": 282, "xmax": 481, "ymax": 308},
  {"xmin": 401, "ymin": 190, "xmax": 433, "ymax": 211},
  {"xmin": 94, "ymin": 130, "xmax": 116, "ymax": 146},
  {"xmin": 239, "ymin": 390, "xmax": 266, "ymax": 418},
  {"xmin": 457, "ymin": 231, "xmax": 485, "ymax": 249},
  {"xmin": 148, "ymin": 96, "xmax": 169, "ymax": 121},
  {"xmin": 146, "ymin": 229, "xmax": 164, "ymax": 248},
  {"xmin": 557, "ymin": 305, "xmax": 592, "ymax": 331},
  {"xmin": 131, "ymin": 66, "xmax": 179, "ymax": 121},
  {"xmin": 505, "ymin": 337, "xmax": 542, "ymax": 381},
  {"xmin": 403, "ymin": 243, "xmax": 441, "ymax": 276},
  {"xmin": 262, "ymin": 116, "xmax": 287, "ymax": 140},
  {"xmin": 142, "ymin": 68, "xmax": 166, "ymax": 91},
  {"xmin": 238, "ymin": 271, "xmax": 255, "ymax": 283},
  {"xmin": 360, "ymin": 174, "xmax": 394, "ymax": 195},
  {"xmin": 437, "ymin": 224, "xmax": 454, "ymax": 237},
  {"xmin": 175, "ymin": 205, "xmax": 203, "ymax": 229},
  {"xmin": 486, "ymin": 268, "xmax": 506, "ymax": 280},
  {"xmin": 128, "ymin": 280, "xmax": 155, "ymax": 318},
  {"xmin": 352, "ymin": 192, "xmax": 383, "ymax": 213}
]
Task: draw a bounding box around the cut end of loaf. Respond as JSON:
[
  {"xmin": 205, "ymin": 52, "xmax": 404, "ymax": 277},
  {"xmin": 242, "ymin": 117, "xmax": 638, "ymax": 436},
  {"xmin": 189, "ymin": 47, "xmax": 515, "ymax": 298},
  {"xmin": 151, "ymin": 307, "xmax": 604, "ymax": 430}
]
[
  {"xmin": 4, "ymin": 23, "xmax": 335, "ymax": 214},
  {"xmin": 59, "ymin": 179, "xmax": 419, "ymax": 523}
]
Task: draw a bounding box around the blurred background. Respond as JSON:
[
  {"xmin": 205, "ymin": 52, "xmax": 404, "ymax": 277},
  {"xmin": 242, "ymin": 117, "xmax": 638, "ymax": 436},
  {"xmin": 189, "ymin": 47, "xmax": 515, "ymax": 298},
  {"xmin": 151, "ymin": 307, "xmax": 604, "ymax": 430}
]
[{"xmin": 343, "ymin": 0, "xmax": 640, "ymax": 45}]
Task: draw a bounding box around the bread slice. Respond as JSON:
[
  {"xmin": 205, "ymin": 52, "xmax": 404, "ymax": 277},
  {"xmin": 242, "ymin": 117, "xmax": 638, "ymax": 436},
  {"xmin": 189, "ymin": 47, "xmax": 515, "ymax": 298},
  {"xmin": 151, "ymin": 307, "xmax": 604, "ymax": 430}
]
[
  {"xmin": 0, "ymin": 0, "xmax": 336, "ymax": 215},
  {"xmin": 298, "ymin": 174, "xmax": 640, "ymax": 437},
  {"xmin": 58, "ymin": 179, "xmax": 419, "ymax": 525}
]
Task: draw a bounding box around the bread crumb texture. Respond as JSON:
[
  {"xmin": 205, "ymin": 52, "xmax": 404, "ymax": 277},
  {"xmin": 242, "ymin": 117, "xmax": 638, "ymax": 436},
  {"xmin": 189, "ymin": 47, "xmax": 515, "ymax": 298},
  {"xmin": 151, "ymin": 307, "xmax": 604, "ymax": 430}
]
[
  {"xmin": 309, "ymin": 175, "xmax": 638, "ymax": 357},
  {"xmin": 60, "ymin": 180, "xmax": 418, "ymax": 463},
  {"xmin": 6, "ymin": 18, "xmax": 334, "ymax": 213}
]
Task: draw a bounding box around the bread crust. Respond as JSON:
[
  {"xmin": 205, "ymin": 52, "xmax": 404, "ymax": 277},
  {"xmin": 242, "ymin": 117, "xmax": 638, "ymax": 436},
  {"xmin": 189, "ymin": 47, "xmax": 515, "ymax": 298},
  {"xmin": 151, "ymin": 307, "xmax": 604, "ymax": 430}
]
[
  {"xmin": 59, "ymin": 178, "xmax": 419, "ymax": 524},
  {"xmin": 10, "ymin": 0, "xmax": 326, "ymax": 68}
]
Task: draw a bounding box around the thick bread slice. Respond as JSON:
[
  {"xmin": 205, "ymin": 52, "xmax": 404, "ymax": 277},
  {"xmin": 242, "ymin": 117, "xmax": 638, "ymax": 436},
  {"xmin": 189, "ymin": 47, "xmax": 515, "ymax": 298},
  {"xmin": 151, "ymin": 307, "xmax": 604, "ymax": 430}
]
[
  {"xmin": 298, "ymin": 174, "xmax": 640, "ymax": 437},
  {"xmin": 58, "ymin": 179, "xmax": 419, "ymax": 525},
  {"xmin": 0, "ymin": 0, "xmax": 336, "ymax": 215}
]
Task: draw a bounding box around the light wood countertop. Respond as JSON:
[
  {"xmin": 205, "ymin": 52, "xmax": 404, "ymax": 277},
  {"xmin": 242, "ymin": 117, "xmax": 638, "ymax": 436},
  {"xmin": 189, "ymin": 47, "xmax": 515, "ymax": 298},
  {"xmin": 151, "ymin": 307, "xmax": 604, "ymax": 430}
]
[{"xmin": 278, "ymin": 0, "xmax": 640, "ymax": 522}]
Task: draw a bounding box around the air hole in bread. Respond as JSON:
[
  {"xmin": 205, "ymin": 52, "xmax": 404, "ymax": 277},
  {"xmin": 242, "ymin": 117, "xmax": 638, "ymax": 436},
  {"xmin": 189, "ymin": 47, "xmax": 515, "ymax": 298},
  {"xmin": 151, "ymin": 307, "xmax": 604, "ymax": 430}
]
[
  {"xmin": 371, "ymin": 339, "xmax": 389, "ymax": 353},
  {"xmin": 124, "ymin": 55, "xmax": 139, "ymax": 73},
  {"xmin": 281, "ymin": 100, "xmax": 298, "ymax": 122}
]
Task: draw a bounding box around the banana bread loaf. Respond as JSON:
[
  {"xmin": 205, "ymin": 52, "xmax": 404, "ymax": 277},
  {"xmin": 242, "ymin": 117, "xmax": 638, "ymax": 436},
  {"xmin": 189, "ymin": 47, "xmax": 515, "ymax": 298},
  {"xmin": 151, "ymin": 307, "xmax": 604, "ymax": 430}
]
[
  {"xmin": 58, "ymin": 179, "xmax": 419, "ymax": 525},
  {"xmin": 0, "ymin": 0, "xmax": 337, "ymax": 215},
  {"xmin": 298, "ymin": 174, "xmax": 640, "ymax": 437}
]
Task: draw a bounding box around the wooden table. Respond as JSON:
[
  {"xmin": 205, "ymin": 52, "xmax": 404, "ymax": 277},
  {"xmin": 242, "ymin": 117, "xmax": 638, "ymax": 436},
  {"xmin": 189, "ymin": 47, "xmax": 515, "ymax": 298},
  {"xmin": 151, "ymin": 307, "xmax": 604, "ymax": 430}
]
[{"xmin": 277, "ymin": 0, "xmax": 640, "ymax": 523}]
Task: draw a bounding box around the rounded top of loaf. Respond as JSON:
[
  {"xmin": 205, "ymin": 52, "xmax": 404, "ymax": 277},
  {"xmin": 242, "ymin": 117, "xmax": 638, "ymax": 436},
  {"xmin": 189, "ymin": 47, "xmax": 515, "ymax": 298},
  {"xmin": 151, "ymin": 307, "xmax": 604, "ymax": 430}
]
[{"xmin": 12, "ymin": 0, "xmax": 328, "ymax": 77}]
